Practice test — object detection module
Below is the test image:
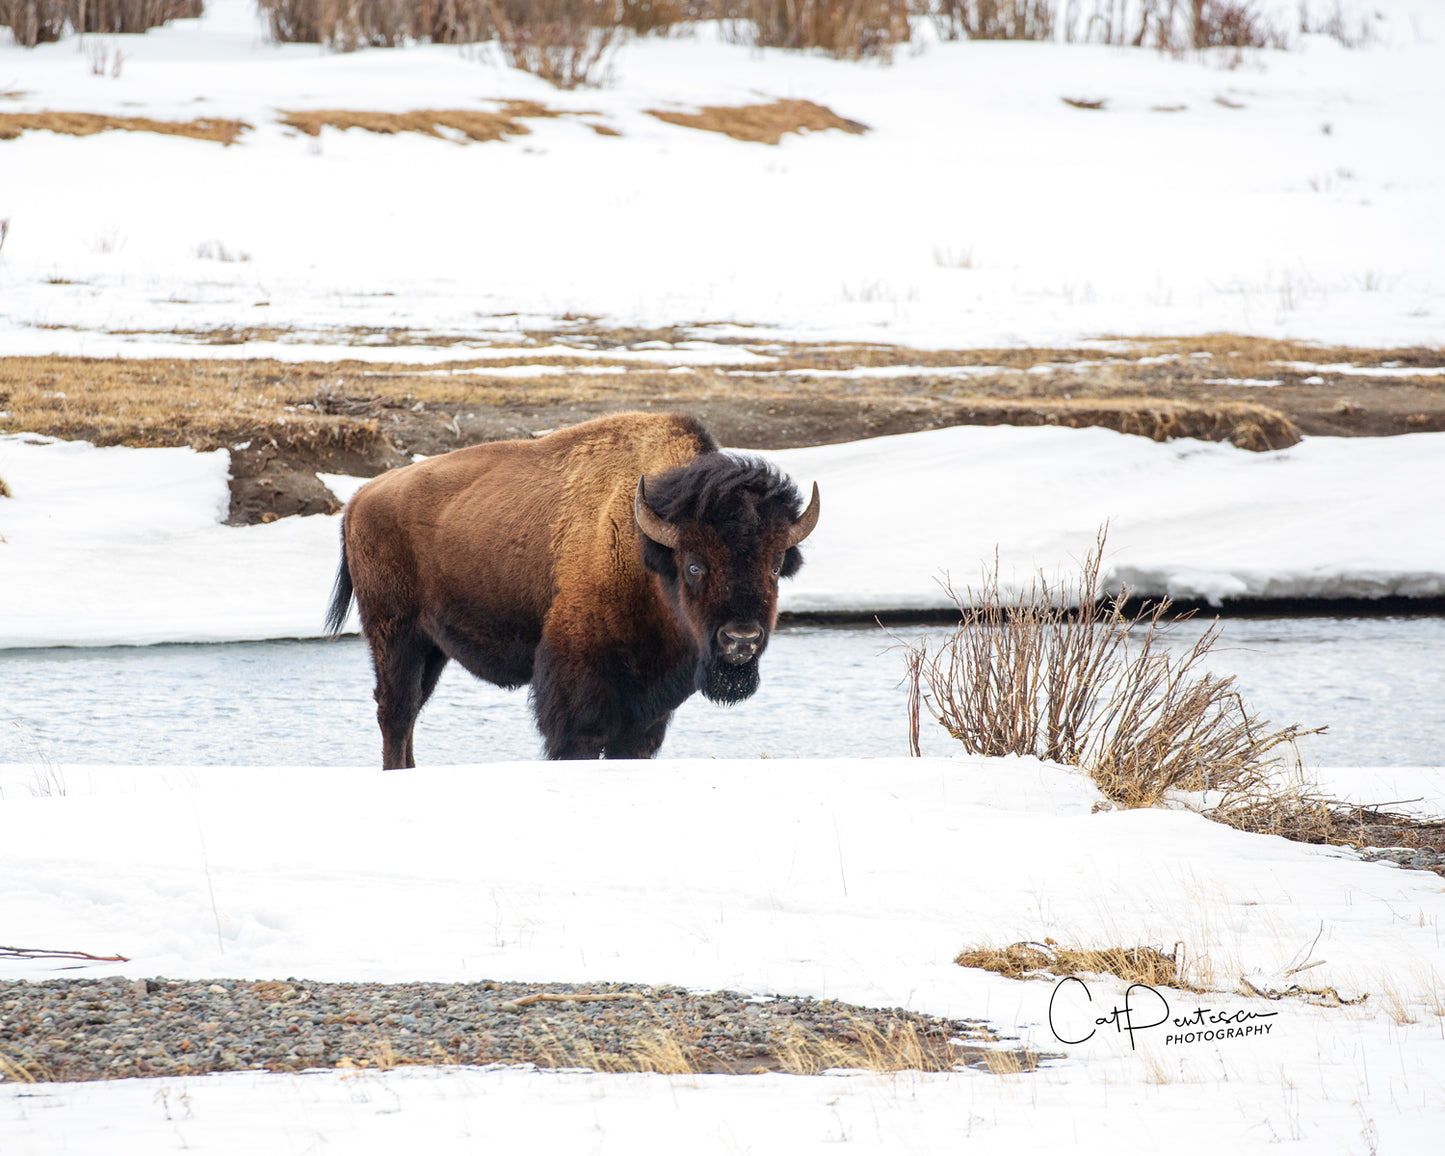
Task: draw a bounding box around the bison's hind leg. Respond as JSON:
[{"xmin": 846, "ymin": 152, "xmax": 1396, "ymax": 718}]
[{"xmin": 371, "ymin": 626, "xmax": 449, "ymax": 769}]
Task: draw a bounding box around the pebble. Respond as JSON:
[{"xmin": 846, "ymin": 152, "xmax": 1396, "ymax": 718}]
[{"xmin": 0, "ymin": 978, "xmax": 1040, "ymax": 1083}]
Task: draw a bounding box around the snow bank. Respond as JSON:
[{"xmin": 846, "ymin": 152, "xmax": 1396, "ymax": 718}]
[{"xmin": 2, "ymin": 425, "xmax": 1441, "ymax": 648}]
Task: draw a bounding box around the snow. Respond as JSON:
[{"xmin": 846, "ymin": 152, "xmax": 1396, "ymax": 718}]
[
  {"xmin": 2, "ymin": 756, "xmax": 1443, "ymax": 1152},
  {"xmin": 3, "ymin": 423, "xmax": 1442, "ymax": 648},
  {"xmin": 0, "ymin": 1, "xmax": 1443, "ymax": 352}
]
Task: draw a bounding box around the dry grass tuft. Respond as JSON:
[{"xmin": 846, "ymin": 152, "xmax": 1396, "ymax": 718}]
[
  {"xmin": 902, "ymin": 527, "xmax": 1320, "ymax": 808},
  {"xmin": 0, "ymin": 1052, "xmax": 50, "ymax": 1083},
  {"xmin": 0, "ymin": 112, "xmax": 248, "ymax": 145},
  {"xmin": 956, "ymin": 940, "xmax": 1187, "ymax": 989},
  {"xmin": 647, "ymin": 99, "xmax": 868, "ymax": 144},
  {"xmin": 0, "ymin": 474, "xmax": 10, "ymax": 498}
]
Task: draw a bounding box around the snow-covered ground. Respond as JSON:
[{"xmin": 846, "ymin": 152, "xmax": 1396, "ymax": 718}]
[
  {"xmin": 2, "ymin": 757, "xmax": 1443, "ymax": 1152},
  {"xmin": 0, "ymin": 0, "xmax": 1442, "ymax": 352},
  {"xmin": 1, "ymin": 423, "xmax": 1442, "ymax": 648}
]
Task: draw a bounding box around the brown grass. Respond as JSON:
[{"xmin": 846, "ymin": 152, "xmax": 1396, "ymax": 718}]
[
  {"xmin": 0, "ymin": 112, "xmax": 248, "ymax": 145},
  {"xmin": 956, "ymin": 941, "xmax": 1187, "ymax": 989},
  {"xmin": 0, "ymin": 474, "xmax": 10, "ymax": 498},
  {"xmin": 326, "ymin": 1016, "xmax": 1031, "ymax": 1076},
  {"xmin": 647, "ymin": 99, "xmax": 868, "ymax": 145},
  {"xmin": 279, "ymin": 107, "xmax": 532, "ymax": 143},
  {"xmin": 2, "ymin": 332, "xmax": 1433, "ymax": 457}
]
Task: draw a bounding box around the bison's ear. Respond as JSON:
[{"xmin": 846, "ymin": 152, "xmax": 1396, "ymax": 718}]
[
  {"xmin": 634, "ymin": 477, "xmax": 681, "ymax": 549},
  {"xmin": 784, "ymin": 482, "xmax": 820, "ymax": 549}
]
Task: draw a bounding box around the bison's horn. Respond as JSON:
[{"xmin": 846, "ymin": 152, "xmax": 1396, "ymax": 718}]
[
  {"xmin": 634, "ymin": 477, "xmax": 681, "ymax": 549},
  {"xmin": 785, "ymin": 482, "xmax": 821, "ymax": 549}
]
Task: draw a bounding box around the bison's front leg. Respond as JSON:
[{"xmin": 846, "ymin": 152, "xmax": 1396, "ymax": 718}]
[
  {"xmin": 604, "ymin": 715, "xmax": 672, "ymax": 760},
  {"xmin": 531, "ymin": 640, "xmax": 610, "ymax": 760}
]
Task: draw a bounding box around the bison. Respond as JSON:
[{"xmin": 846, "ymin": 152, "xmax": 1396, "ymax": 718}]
[{"xmin": 325, "ymin": 412, "xmax": 820, "ymax": 767}]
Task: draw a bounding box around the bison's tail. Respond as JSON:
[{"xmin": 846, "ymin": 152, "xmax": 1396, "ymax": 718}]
[{"xmin": 324, "ymin": 518, "xmax": 355, "ymax": 637}]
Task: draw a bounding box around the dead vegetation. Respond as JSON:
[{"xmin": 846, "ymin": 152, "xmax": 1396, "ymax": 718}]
[
  {"xmin": 900, "ymin": 524, "xmax": 1445, "ymax": 867},
  {"xmin": 0, "ymin": 111, "xmax": 248, "ymax": 145},
  {"xmin": 956, "ymin": 940, "xmax": 1186, "ymax": 988},
  {"xmin": 279, "ymin": 107, "xmax": 533, "ymax": 143},
  {"xmin": 647, "ymin": 98, "xmax": 868, "ymax": 144},
  {"xmin": 739, "ymin": 0, "xmax": 911, "ymax": 60},
  {"xmin": 0, "ymin": 0, "xmax": 201, "ymax": 46},
  {"xmin": 901, "ymin": 528, "xmax": 1320, "ymax": 809}
]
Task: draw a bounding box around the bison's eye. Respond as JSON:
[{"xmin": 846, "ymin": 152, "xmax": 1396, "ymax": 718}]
[
  {"xmin": 770, "ymin": 553, "xmax": 784, "ymax": 579},
  {"xmin": 684, "ymin": 554, "xmax": 707, "ymax": 587}
]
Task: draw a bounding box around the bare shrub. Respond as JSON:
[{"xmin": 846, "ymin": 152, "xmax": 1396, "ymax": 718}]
[
  {"xmin": 619, "ymin": 0, "xmax": 694, "ymax": 33},
  {"xmin": 256, "ymin": 0, "xmax": 494, "ymax": 47},
  {"xmin": 1, "ymin": 0, "xmax": 201, "ymax": 46},
  {"xmin": 901, "ymin": 528, "xmax": 1318, "ymax": 808},
  {"xmin": 487, "ymin": 0, "xmax": 620, "ymax": 87},
  {"xmin": 733, "ymin": 0, "xmax": 911, "ymax": 59},
  {"xmin": 1, "ymin": 0, "xmax": 66, "ymax": 44},
  {"xmin": 931, "ymin": 0, "xmax": 1054, "ymax": 41},
  {"xmin": 924, "ymin": 0, "xmax": 1288, "ymax": 49},
  {"xmin": 1296, "ymin": 0, "xmax": 1373, "ymax": 47}
]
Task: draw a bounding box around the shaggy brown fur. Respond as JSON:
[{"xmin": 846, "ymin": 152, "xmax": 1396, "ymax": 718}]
[{"xmin": 329, "ymin": 412, "xmax": 817, "ymax": 766}]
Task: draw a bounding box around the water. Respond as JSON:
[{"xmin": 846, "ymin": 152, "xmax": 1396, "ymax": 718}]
[{"xmin": 1, "ymin": 619, "xmax": 1441, "ymax": 767}]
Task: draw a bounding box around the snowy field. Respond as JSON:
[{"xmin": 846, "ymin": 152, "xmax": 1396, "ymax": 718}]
[
  {"xmin": 0, "ymin": 0, "xmax": 1441, "ymax": 352},
  {"xmin": 4, "ymin": 3, "xmax": 1445, "ymax": 1152},
  {"xmin": 2, "ymin": 757, "xmax": 1444, "ymax": 1152}
]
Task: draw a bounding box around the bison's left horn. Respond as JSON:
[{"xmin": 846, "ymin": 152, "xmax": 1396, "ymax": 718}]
[
  {"xmin": 634, "ymin": 477, "xmax": 681, "ymax": 549},
  {"xmin": 785, "ymin": 482, "xmax": 821, "ymax": 549}
]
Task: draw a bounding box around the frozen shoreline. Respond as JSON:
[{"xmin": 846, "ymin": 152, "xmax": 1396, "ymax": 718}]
[{"xmin": 2, "ymin": 424, "xmax": 1442, "ymax": 649}]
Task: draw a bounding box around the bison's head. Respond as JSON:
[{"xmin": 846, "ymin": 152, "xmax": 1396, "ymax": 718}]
[{"xmin": 635, "ymin": 454, "xmax": 820, "ymax": 704}]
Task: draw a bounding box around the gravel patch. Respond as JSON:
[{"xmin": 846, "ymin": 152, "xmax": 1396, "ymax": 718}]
[{"xmin": 0, "ymin": 978, "xmax": 1048, "ymax": 1083}]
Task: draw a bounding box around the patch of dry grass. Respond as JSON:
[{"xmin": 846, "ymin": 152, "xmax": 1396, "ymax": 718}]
[
  {"xmin": 0, "ymin": 112, "xmax": 249, "ymax": 145},
  {"xmin": 647, "ymin": 99, "xmax": 868, "ymax": 144},
  {"xmin": 278, "ymin": 103, "xmax": 602, "ymax": 142},
  {"xmin": 956, "ymin": 941, "xmax": 1188, "ymax": 989},
  {"xmin": 330, "ymin": 1010, "xmax": 1030, "ymax": 1076},
  {"xmin": 279, "ymin": 107, "xmax": 529, "ymax": 143}
]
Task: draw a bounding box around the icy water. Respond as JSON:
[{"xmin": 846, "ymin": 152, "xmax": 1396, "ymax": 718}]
[{"xmin": 1, "ymin": 619, "xmax": 1441, "ymax": 767}]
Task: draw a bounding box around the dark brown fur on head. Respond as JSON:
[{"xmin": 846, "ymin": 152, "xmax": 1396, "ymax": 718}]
[{"xmin": 637, "ymin": 453, "xmax": 807, "ymax": 703}]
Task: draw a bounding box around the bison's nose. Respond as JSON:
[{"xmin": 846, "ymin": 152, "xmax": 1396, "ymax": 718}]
[{"xmin": 717, "ymin": 622, "xmax": 764, "ymax": 664}]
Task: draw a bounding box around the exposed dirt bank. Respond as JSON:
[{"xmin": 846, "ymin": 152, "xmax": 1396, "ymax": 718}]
[{"xmin": 1, "ymin": 332, "xmax": 1439, "ymax": 527}]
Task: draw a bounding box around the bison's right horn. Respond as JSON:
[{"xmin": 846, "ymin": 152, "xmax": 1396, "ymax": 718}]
[
  {"xmin": 634, "ymin": 477, "xmax": 681, "ymax": 549},
  {"xmin": 784, "ymin": 482, "xmax": 821, "ymax": 548}
]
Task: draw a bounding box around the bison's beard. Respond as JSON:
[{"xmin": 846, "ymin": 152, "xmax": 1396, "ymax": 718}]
[{"xmin": 697, "ymin": 655, "xmax": 761, "ymax": 705}]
